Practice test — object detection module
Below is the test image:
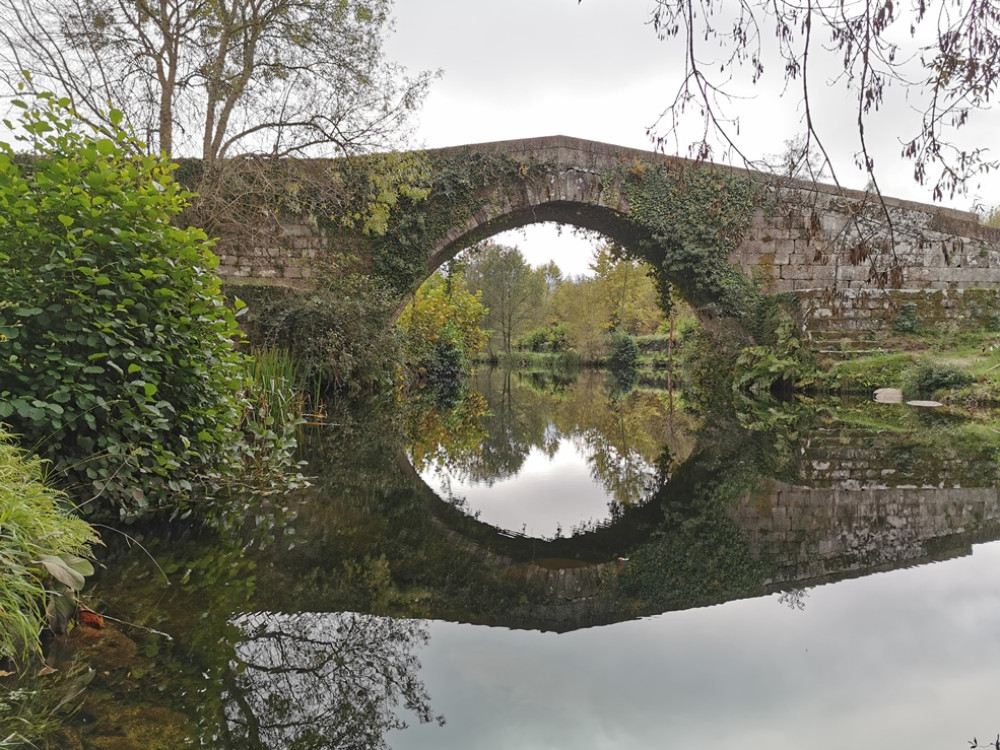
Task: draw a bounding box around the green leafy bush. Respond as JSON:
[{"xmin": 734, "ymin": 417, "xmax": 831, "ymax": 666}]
[
  {"xmin": 902, "ymin": 360, "xmax": 974, "ymax": 398},
  {"xmin": 734, "ymin": 321, "xmax": 817, "ymax": 395},
  {"xmin": 398, "ymin": 271, "xmax": 488, "ymax": 391},
  {"xmin": 0, "ymin": 94, "xmax": 255, "ymax": 514},
  {"xmin": 235, "ymin": 275, "xmax": 404, "ymax": 396},
  {"xmin": 518, "ymin": 324, "xmax": 570, "ymax": 353},
  {"xmin": 604, "ymin": 328, "xmax": 639, "ymax": 370}
]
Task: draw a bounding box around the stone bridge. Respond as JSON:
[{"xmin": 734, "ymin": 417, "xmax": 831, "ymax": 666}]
[{"xmin": 217, "ymin": 135, "xmax": 1000, "ymax": 334}]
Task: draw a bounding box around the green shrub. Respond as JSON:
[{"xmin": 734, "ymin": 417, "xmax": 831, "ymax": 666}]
[
  {"xmin": 398, "ymin": 271, "xmax": 488, "ymax": 393},
  {"xmin": 0, "ymin": 429, "xmax": 98, "ymax": 668},
  {"xmin": 236, "ymin": 276, "xmax": 404, "ymax": 396},
  {"xmin": 902, "ymin": 360, "xmax": 974, "ymax": 398},
  {"xmin": 634, "ymin": 334, "xmax": 673, "ymax": 353},
  {"xmin": 517, "ymin": 324, "xmax": 570, "ymax": 353},
  {"xmin": 0, "ymin": 94, "xmax": 262, "ymax": 514},
  {"xmin": 605, "ymin": 328, "xmax": 639, "ymax": 370},
  {"xmin": 734, "ymin": 321, "xmax": 816, "ymax": 395},
  {"xmin": 892, "ymin": 301, "xmax": 920, "ymax": 333}
]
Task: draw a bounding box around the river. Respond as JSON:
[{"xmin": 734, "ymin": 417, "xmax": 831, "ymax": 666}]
[{"xmin": 51, "ymin": 369, "xmax": 1000, "ymax": 748}]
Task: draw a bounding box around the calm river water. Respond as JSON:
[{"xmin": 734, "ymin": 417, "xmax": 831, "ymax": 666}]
[{"xmin": 61, "ymin": 369, "xmax": 1000, "ymax": 748}]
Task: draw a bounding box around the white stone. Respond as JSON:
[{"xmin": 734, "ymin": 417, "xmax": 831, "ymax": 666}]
[{"xmin": 873, "ymin": 388, "xmax": 903, "ymax": 403}]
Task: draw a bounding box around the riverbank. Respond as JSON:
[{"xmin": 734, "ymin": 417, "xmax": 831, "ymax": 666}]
[{"xmin": 811, "ymin": 328, "xmax": 1000, "ymax": 404}]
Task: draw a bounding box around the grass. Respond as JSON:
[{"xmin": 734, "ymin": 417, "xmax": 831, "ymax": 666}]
[
  {"xmin": 225, "ymin": 346, "xmax": 309, "ymax": 497},
  {"xmin": 0, "ymin": 428, "xmax": 98, "ymax": 670},
  {"xmin": 819, "ymin": 352, "xmax": 917, "ymax": 393},
  {"xmin": 803, "ymin": 324, "xmax": 1000, "ymax": 405},
  {"xmin": 0, "ymin": 665, "xmax": 91, "ymax": 749}
]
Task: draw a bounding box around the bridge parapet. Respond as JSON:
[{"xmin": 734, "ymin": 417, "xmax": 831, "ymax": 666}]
[{"xmin": 212, "ymin": 135, "xmax": 1000, "ymax": 333}]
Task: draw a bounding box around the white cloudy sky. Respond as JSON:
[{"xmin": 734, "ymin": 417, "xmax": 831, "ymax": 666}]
[{"xmin": 384, "ymin": 0, "xmax": 1000, "ymax": 275}]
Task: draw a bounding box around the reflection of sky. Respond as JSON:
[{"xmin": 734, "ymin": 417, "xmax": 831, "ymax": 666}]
[
  {"xmin": 391, "ymin": 541, "xmax": 1000, "ymax": 750},
  {"xmin": 421, "ymin": 437, "xmax": 621, "ymax": 538}
]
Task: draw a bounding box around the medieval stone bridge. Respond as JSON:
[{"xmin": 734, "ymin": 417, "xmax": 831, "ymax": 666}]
[{"xmin": 217, "ymin": 135, "xmax": 1000, "ymax": 333}]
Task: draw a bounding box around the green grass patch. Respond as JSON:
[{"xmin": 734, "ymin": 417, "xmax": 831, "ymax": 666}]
[{"xmin": 820, "ymin": 352, "xmax": 916, "ymax": 393}]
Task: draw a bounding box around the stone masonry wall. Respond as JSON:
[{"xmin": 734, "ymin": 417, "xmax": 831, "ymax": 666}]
[
  {"xmin": 731, "ymin": 185, "xmax": 1000, "ymax": 292},
  {"xmin": 214, "ymin": 220, "xmax": 326, "ymax": 286}
]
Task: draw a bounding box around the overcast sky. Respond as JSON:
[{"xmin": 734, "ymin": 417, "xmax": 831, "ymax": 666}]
[
  {"xmin": 384, "ymin": 0, "xmax": 1000, "ymax": 276},
  {"xmin": 391, "ymin": 540, "xmax": 1000, "ymax": 750}
]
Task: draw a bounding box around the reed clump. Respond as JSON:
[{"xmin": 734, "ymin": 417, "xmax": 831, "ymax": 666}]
[{"xmin": 0, "ymin": 428, "xmax": 98, "ymax": 669}]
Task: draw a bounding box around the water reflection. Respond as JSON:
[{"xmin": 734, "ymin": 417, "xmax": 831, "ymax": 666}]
[
  {"xmin": 223, "ymin": 611, "xmax": 441, "ymax": 749},
  {"xmin": 59, "ymin": 376, "xmax": 1000, "ymax": 748},
  {"xmin": 412, "ymin": 369, "xmax": 695, "ymax": 538}
]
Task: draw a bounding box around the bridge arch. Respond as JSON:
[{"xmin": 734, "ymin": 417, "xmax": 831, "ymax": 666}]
[
  {"xmin": 422, "ymin": 181, "xmax": 650, "ymax": 278},
  {"xmin": 370, "ymin": 137, "xmax": 768, "ymax": 332}
]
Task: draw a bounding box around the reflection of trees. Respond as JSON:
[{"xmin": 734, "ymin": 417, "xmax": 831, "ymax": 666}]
[
  {"xmin": 222, "ymin": 611, "xmax": 442, "ymax": 750},
  {"xmin": 449, "ymin": 369, "xmax": 551, "ymax": 485},
  {"xmin": 553, "ymin": 381, "xmax": 697, "ymax": 509},
  {"xmin": 408, "ymin": 368, "xmax": 700, "ymax": 516},
  {"xmin": 405, "ymin": 390, "xmax": 489, "ymax": 475}
]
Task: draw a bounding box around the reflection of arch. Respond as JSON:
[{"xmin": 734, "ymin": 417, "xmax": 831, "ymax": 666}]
[
  {"xmin": 397, "ymin": 434, "xmax": 1000, "ymax": 632},
  {"xmin": 396, "ymin": 448, "xmax": 673, "ymax": 564}
]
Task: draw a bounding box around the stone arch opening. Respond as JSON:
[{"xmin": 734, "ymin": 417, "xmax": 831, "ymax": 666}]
[{"xmin": 425, "ymin": 201, "xmax": 656, "ymax": 278}]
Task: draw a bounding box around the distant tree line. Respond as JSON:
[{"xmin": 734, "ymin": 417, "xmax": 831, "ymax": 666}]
[{"xmin": 410, "ymin": 239, "xmax": 684, "ymax": 368}]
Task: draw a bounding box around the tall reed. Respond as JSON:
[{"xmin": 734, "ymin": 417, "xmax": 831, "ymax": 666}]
[{"xmin": 227, "ymin": 347, "xmax": 309, "ymax": 496}]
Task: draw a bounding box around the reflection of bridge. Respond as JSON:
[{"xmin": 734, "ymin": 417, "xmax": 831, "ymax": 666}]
[
  {"xmin": 401, "ymin": 426, "xmax": 1000, "ymax": 633},
  {"xmin": 734, "ymin": 483, "xmax": 1000, "ymax": 589}
]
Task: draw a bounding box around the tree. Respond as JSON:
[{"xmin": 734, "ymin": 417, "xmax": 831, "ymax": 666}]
[
  {"xmin": 463, "ymin": 243, "xmax": 547, "ymax": 357},
  {"xmin": 547, "ymin": 246, "xmax": 665, "ymax": 363},
  {"xmin": 0, "ymin": 0, "xmax": 435, "ymax": 163},
  {"xmin": 398, "ymin": 269, "xmax": 489, "ymax": 390},
  {"xmin": 596, "ymin": 0, "xmax": 1000, "ymax": 202},
  {"xmin": 589, "ymin": 243, "xmax": 664, "ymax": 336},
  {"xmin": 551, "ymin": 276, "xmax": 607, "ymax": 361}
]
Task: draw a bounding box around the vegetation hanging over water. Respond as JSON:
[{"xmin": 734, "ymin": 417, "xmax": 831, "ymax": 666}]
[{"xmin": 0, "ymin": 428, "xmax": 98, "ymax": 669}]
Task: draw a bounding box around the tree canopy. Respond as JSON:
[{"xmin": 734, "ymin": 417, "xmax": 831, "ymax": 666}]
[
  {"xmin": 598, "ymin": 0, "xmax": 1000, "ymax": 201},
  {"xmin": 0, "ymin": 0, "xmax": 435, "ymax": 162}
]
